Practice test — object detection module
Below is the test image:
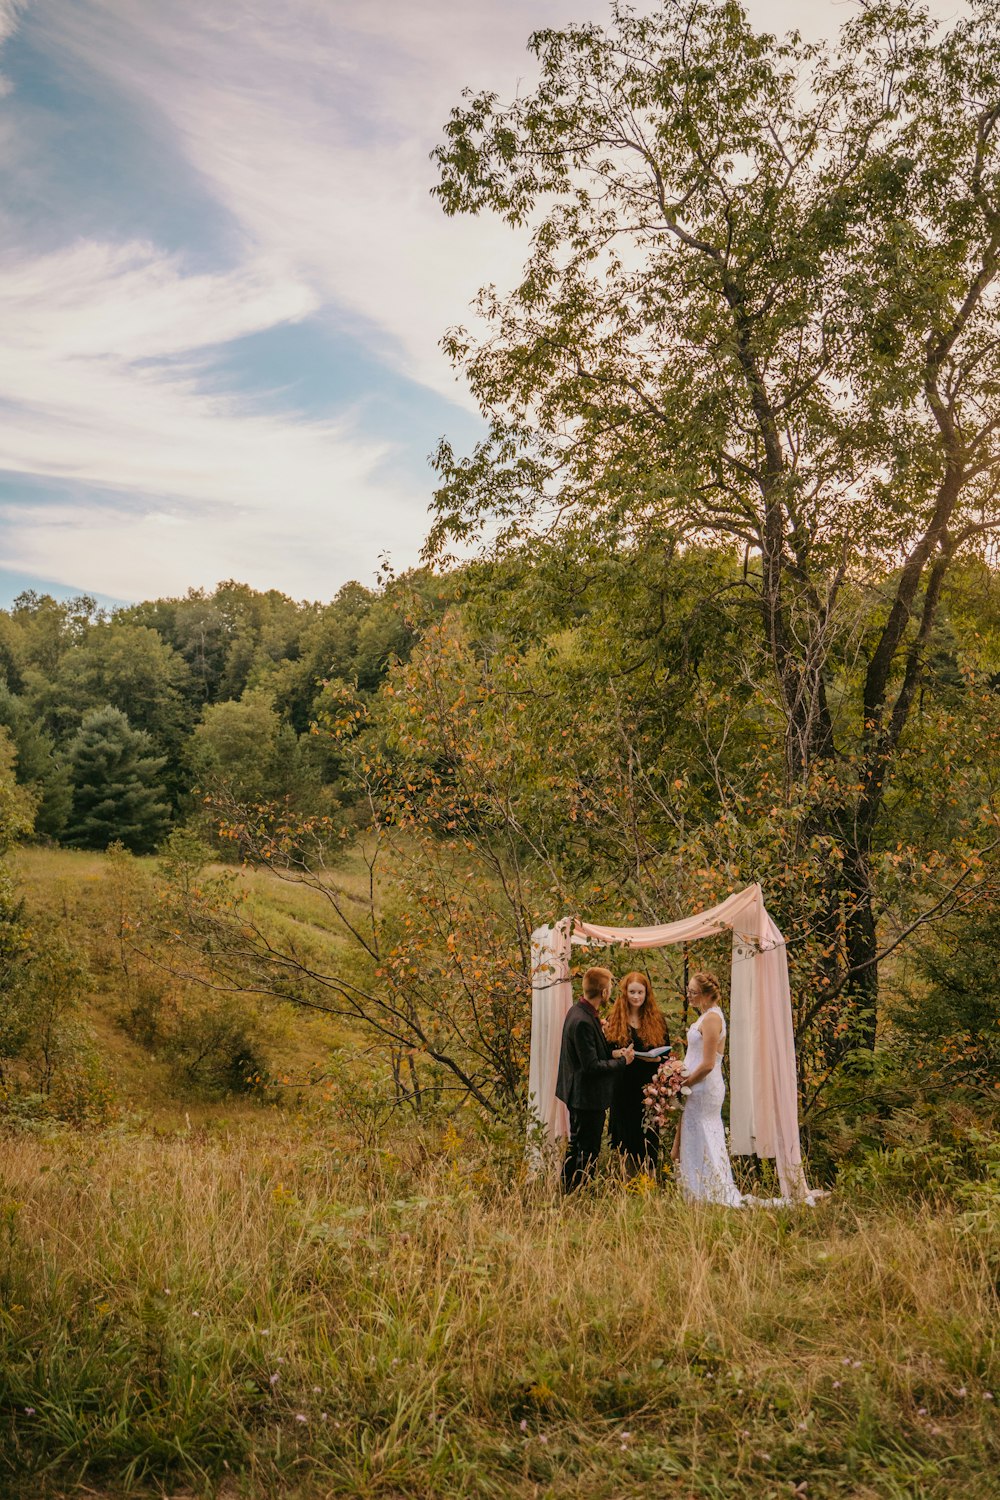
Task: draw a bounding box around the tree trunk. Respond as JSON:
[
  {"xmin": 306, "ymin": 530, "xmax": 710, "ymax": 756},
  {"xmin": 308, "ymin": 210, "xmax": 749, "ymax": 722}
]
[{"xmin": 842, "ymin": 840, "xmax": 879, "ymax": 1055}]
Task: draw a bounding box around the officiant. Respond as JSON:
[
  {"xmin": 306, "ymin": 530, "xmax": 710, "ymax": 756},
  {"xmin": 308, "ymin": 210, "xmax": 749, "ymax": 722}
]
[
  {"xmin": 603, "ymin": 971, "xmax": 670, "ymax": 1174},
  {"xmin": 555, "ymin": 966, "xmax": 635, "ymax": 1192}
]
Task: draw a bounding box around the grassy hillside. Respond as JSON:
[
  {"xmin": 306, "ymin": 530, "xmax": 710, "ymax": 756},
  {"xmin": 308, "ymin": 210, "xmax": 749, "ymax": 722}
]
[{"xmin": 10, "ymin": 846, "xmax": 363, "ymax": 1124}]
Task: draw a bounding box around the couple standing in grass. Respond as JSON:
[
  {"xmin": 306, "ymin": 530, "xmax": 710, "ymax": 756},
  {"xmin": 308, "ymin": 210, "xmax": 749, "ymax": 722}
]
[{"xmin": 555, "ymin": 964, "xmax": 743, "ymax": 1207}]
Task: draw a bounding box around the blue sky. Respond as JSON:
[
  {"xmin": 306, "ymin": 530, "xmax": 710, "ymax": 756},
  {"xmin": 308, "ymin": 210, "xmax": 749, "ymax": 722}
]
[{"xmin": 0, "ymin": 0, "xmax": 967, "ymax": 607}]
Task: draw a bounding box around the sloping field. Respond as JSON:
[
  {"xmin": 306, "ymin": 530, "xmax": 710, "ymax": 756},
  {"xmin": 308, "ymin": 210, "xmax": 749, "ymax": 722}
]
[{"xmin": 10, "ymin": 846, "xmax": 367, "ymax": 1122}]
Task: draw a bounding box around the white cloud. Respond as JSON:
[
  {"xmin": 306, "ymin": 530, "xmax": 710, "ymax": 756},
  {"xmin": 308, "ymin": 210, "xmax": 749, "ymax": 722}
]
[
  {"xmin": 2, "ymin": 238, "xmax": 314, "ymax": 361},
  {"xmin": 0, "ymin": 0, "xmax": 27, "ymax": 96},
  {"xmin": 0, "ymin": 237, "xmax": 424, "ymax": 597},
  {"xmin": 28, "ymin": 0, "xmax": 971, "ymax": 406},
  {"xmin": 0, "ymin": 0, "xmax": 973, "ymax": 601},
  {"xmin": 0, "ymin": 1, "xmax": 25, "ymax": 47},
  {"xmin": 23, "ymin": 0, "xmax": 542, "ymax": 407}
]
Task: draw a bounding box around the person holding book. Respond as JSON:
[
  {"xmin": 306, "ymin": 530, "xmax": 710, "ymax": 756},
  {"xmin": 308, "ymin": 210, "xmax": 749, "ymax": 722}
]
[{"xmin": 604, "ymin": 970, "xmax": 670, "ymax": 1174}]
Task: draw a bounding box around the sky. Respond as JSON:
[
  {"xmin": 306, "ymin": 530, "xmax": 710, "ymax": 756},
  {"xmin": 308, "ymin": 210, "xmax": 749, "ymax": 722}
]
[{"xmin": 0, "ymin": 0, "xmax": 969, "ymax": 609}]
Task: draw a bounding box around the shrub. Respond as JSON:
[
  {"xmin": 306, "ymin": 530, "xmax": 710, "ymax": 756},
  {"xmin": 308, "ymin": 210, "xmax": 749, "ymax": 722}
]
[
  {"xmin": 892, "ymin": 890, "xmax": 1000, "ymax": 1096},
  {"xmin": 161, "ymin": 993, "xmax": 274, "ymax": 1098}
]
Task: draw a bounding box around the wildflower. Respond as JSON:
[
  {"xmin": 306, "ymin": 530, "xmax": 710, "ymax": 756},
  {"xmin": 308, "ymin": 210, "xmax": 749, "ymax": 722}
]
[
  {"xmin": 295, "ymin": 1414, "xmax": 307, "ymax": 1424},
  {"xmin": 192, "ymin": 1310, "xmax": 200, "ymax": 1318},
  {"xmin": 24, "ymin": 1407, "xmax": 35, "ymax": 1416},
  {"xmin": 269, "ymin": 1373, "xmax": 280, "ymax": 1386},
  {"xmin": 918, "ymin": 1408, "xmax": 927, "ymax": 1416},
  {"xmin": 984, "ymin": 1392, "xmax": 994, "ymax": 1401},
  {"xmin": 519, "ymin": 1418, "xmax": 528, "ymax": 1432},
  {"xmin": 621, "ymin": 1431, "xmax": 632, "ymax": 1440},
  {"xmin": 312, "ymin": 1386, "xmax": 321, "ymax": 1393},
  {"xmin": 956, "ymin": 1386, "xmax": 967, "ymax": 1398},
  {"xmin": 539, "ymin": 1434, "xmax": 548, "ymax": 1444},
  {"xmin": 851, "ymin": 1360, "xmax": 862, "ymax": 1369},
  {"xmin": 832, "ymin": 1381, "xmax": 841, "ymax": 1390}
]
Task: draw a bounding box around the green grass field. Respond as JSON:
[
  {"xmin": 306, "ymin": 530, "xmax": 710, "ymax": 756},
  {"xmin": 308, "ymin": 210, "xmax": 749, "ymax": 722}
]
[
  {"xmin": 1, "ymin": 1122, "xmax": 998, "ymax": 1499},
  {"xmin": 1, "ymin": 849, "xmax": 998, "ymax": 1498}
]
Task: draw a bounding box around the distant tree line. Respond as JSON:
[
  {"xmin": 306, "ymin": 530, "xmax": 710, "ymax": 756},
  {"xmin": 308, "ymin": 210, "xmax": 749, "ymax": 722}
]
[{"xmin": 0, "ymin": 574, "xmax": 447, "ymax": 854}]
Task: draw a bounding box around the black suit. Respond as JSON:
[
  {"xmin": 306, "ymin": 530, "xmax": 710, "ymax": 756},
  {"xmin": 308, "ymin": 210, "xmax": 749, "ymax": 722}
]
[{"xmin": 556, "ymin": 1000, "xmax": 626, "ymax": 1191}]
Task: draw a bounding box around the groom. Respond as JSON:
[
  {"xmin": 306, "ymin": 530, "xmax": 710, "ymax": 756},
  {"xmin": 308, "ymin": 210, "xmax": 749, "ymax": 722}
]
[{"xmin": 556, "ymin": 966, "xmax": 635, "ymax": 1192}]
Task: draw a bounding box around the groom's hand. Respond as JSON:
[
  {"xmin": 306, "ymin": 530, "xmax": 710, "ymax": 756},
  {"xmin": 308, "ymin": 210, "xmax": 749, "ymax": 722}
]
[{"xmin": 622, "ymin": 1044, "xmax": 635, "ymax": 1065}]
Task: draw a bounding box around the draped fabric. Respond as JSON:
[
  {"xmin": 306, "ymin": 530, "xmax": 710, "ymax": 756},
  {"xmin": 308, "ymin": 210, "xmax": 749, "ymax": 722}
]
[
  {"xmin": 527, "ymin": 922, "xmax": 572, "ymax": 1153},
  {"xmin": 528, "ymin": 883, "xmax": 811, "ymax": 1201}
]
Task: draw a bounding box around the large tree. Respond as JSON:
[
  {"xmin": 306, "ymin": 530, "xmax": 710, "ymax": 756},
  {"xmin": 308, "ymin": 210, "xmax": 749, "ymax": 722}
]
[
  {"xmin": 65, "ymin": 706, "xmax": 169, "ymax": 853},
  {"xmin": 26, "ymin": 621, "xmax": 193, "ymax": 748},
  {"xmin": 431, "ymin": 0, "xmax": 1000, "ymax": 1050}
]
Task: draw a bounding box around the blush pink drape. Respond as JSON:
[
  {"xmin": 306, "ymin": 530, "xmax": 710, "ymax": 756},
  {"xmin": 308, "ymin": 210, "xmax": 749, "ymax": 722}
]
[{"xmin": 528, "ymin": 883, "xmax": 810, "ymax": 1201}]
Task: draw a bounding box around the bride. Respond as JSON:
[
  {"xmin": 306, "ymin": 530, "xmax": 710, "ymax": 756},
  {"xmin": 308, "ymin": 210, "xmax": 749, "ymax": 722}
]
[{"xmin": 671, "ymin": 970, "xmax": 743, "ymax": 1207}]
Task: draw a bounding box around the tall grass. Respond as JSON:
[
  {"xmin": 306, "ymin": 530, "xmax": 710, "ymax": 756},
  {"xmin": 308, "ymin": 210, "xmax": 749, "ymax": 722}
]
[{"xmin": 1, "ymin": 1119, "xmax": 998, "ymax": 1498}]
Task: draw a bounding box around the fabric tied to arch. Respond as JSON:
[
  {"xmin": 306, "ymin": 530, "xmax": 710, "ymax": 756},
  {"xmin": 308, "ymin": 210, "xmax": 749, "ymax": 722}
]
[{"xmin": 528, "ymin": 884, "xmax": 811, "ymax": 1202}]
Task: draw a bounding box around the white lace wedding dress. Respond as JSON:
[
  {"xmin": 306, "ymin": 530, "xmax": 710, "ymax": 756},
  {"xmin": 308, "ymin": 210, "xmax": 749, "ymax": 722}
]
[{"xmin": 677, "ymin": 1005, "xmax": 743, "ymax": 1207}]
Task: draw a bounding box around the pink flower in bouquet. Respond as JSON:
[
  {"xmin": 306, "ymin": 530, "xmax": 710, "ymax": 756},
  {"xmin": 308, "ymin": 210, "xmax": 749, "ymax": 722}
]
[{"xmin": 643, "ymin": 1056, "xmax": 688, "ymax": 1130}]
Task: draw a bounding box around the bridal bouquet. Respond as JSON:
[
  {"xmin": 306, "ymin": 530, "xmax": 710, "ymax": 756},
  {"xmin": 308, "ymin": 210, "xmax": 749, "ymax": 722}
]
[{"xmin": 642, "ymin": 1056, "xmax": 690, "ymax": 1130}]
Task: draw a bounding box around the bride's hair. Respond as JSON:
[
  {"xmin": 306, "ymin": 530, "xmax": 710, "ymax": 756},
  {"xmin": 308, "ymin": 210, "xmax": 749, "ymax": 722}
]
[
  {"xmin": 604, "ymin": 971, "xmax": 668, "ymax": 1048},
  {"xmin": 691, "ymin": 970, "xmax": 723, "ymax": 1005}
]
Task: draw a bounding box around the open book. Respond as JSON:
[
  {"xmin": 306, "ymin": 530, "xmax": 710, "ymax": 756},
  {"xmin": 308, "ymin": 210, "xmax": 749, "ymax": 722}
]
[{"xmin": 632, "ymin": 1045, "xmax": 672, "ymax": 1060}]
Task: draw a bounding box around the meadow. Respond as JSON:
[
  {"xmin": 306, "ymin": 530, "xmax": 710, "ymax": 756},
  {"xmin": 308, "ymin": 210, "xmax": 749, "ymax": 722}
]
[
  {"xmin": 2, "ymin": 1108, "xmax": 1000, "ymax": 1496},
  {"xmin": 1, "ymin": 852, "xmax": 998, "ymax": 1500},
  {"xmin": 5, "ymin": 3, "xmax": 1000, "ymax": 1492}
]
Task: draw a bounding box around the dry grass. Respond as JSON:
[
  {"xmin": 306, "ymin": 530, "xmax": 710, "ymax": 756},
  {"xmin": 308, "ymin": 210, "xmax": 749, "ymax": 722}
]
[
  {"xmin": 5, "ymin": 848, "xmax": 999, "ymax": 1495},
  {"xmin": 1, "ymin": 1118, "xmax": 998, "ymax": 1499},
  {"xmin": 10, "ymin": 846, "xmax": 359, "ymax": 1121}
]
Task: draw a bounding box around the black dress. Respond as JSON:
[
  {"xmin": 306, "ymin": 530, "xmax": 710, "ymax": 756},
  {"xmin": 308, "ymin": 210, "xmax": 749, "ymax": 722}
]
[{"xmin": 608, "ymin": 1025, "xmax": 666, "ymax": 1169}]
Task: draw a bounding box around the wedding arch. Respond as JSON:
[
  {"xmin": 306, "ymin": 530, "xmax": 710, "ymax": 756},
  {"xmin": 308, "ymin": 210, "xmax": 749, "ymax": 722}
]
[{"xmin": 528, "ymin": 883, "xmax": 811, "ymax": 1201}]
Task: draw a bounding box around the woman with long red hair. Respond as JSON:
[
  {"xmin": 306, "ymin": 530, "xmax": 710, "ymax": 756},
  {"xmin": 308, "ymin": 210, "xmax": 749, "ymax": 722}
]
[{"xmin": 604, "ymin": 971, "xmax": 670, "ymax": 1173}]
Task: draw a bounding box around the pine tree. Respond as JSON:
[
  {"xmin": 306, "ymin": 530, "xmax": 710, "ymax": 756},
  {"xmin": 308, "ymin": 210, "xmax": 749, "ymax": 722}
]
[
  {"xmin": 0, "ymin": 682, "xmax": 71, "ymax": 839},
  {"xmin": 65, "ymin": 706, "xmax": 169, "ymax": 853}
]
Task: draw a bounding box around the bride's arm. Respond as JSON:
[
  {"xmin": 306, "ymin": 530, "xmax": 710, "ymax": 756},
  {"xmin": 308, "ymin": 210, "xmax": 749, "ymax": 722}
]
[{"xmin": 681, "ymin": 1013, "xmax": 723, "ymax": 1087}]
